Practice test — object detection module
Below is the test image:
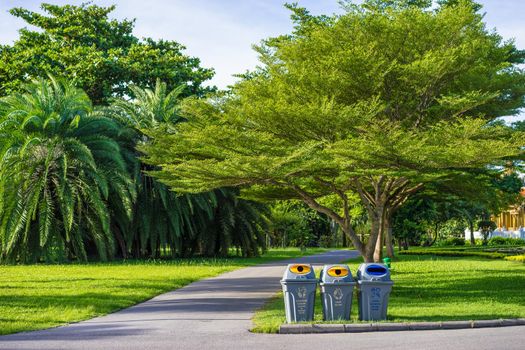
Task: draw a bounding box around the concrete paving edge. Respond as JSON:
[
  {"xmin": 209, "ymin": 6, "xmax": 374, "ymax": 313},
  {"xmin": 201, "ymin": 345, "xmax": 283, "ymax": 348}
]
[{"xmin": 279, "ymin": 319, "xmax": 525, "ymax": 334}]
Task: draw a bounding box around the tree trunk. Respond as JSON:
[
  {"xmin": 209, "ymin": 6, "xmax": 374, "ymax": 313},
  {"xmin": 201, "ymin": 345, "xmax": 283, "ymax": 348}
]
[
  {"xmin": 291, "ymin": 183, "xmax": 368, "ymax": 259},
  {"xmin": 363, "ymin": 245, "xmax": 375, "ymax": 262},
  {"xmin": 373, "ymin": 205, "xmax": 393, "ymax": 262},
  {"xmin": 373, "ymin": 221, "xmax": 383, "ymax": 262},
  {"xmin": 373, "ymin": 210, "xmax": 394, "ymax": 261},
  {"xmin": 112, "ymin": 225, "xmax": 127, "ymax": 259},
  {"xmin": 291, "ymin": 177, "xmax": 422, "ymax": 263},
  {"xmin": 385, "ymin": 220, "xmax": 394, "ymax": 258},
  {"xmin": 429, "ymin": 223, "xmax": 439, "ymax": 246},
  {"xmin": 368, "ymin": 208, "xmax": 383, "ymax": 263},
  {"xmin": 338, "ymin": 222, "xmax": 368, "ymax": 261},
  {"xmin": 352, "ymin": 177, "xmax": 423, "ymax": 263},
  {"xmin": 468, "ymin": 219, "xmax": 475, "ymax": 245}
]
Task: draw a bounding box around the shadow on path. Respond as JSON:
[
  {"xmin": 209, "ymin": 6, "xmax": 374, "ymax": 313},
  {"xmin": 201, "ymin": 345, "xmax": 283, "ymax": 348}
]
[{"xmin": 0, "ymin": 250, "xmax": 359, "ymax": 348}]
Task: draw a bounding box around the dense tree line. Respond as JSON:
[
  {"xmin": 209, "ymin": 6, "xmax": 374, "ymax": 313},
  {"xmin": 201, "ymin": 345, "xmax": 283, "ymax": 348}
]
[
  {"xmin": 0, "ymin": 3, "xmax": 267, "ymax": 263},
  {"xmin": 392, "ymin": 170, "xmax": 524, "ymax": 249},
  {"xmin": 0, "ymin": 77, "xmax": 268, "ymax": 263}
]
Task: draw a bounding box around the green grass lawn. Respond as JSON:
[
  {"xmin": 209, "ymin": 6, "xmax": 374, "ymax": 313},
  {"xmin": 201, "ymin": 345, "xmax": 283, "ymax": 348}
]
[
  {"xmin": 0, "ymin": 247, "xmax": 328, "ymax": 335},
  {"xmin": 252, "ymin": 254, "xmax": 525, "ymax": 333}
]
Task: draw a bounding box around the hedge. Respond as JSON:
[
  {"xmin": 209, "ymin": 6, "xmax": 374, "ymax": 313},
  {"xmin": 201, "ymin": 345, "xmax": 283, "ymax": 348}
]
[
  {"xmin": 505, "ymin": 255, "xmax": 525, "ymax": 263},
  {"xmin": 398, "ymin": 250, "xmax": 507, "ymax": 259}
]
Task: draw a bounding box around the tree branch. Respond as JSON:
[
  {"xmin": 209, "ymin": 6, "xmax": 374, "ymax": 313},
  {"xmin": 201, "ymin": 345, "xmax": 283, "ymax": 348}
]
[
  {"xmin": 313, "ymin": 176, "xmax": 351, "ymax": 227},
  {"xmin": 288, "ymin": 183, "xmax": 345, "ymax": 227},
  {"xmin": 353, "ymin": 178, "xmax": 375, "ymax": 213}
]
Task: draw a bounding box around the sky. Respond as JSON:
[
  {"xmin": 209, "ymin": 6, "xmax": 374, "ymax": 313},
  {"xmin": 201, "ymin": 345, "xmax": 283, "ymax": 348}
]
[{"xmin": 0, "ymin": 0, "xmax": 524, "ymax": 120}]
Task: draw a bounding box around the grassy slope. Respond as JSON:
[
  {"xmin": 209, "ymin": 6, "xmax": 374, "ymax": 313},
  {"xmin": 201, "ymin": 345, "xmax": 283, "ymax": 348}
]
[
  {"xmin": 0, "ymin": 248, "xmax": 327, "ymax": 335},
  {"xmin": 252, "ymin": 254, "xmax": 525, "ymax": 333}
]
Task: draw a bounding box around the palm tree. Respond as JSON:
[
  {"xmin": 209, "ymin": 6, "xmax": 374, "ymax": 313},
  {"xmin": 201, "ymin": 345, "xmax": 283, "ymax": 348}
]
[
  {"xmin": 0, "ymin": 77, "xmax": 134, "ymax": 263},
  {"xmin": 108, "ymin": 80, "xmax": 267, "ymax": 257},
  {"xmin": 106, "ymin": 81, "xmax": 213, "ymax": 258},
  {"xmin": 197, "ymin": 189, "xmax": 268, "ymax": 258}
]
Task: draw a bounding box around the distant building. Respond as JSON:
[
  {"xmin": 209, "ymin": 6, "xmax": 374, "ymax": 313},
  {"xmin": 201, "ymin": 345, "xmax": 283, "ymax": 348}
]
[{"xmin": 465, "ymin": 187, "xmax": 525, "ymax": 240}]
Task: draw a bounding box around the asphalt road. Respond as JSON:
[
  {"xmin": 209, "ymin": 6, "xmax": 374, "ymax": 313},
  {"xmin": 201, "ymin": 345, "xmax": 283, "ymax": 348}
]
[{"xmin": 1, "ymin": 250, "xmax": 523, "ymax": 350}]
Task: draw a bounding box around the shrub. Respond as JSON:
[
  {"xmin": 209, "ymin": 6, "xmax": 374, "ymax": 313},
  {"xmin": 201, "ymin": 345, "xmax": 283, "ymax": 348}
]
[
  {"xmin": 465, "ymin": 239, "xmax": 484, "ymax": 246},
  {"xmin": 488, "ymin": 237, "xmax": 525, "ymax": 246},
  {"xmin": 478, "ymin": 220, "xmax": 497, "ymax": 244},
  {"xmin": 318, "ymin": 235, "xmax": 334, "ymax": 248},
  {"xmin": 436, "ymin": 237, "xmax": 466, "ymax": 247},
  {"xmin": 399, "ymin": 250, "xmax": 506, "ymax": 259},
  {"xmin": 488, "ymin": 236, "xmax": 507, "ymax": 246},
  {"xmin": 505, "ymin": 255, "xmax": 525, "ymax": 263}
]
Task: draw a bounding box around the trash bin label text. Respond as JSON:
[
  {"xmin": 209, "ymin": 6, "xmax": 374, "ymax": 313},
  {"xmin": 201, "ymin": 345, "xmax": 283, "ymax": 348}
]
[{"xmin": 370, "ymin": 287, "xmax": 381, "ymax": 311}]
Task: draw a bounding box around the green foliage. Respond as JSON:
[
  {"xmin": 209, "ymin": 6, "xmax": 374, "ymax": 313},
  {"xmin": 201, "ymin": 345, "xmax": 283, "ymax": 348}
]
[
  {"xmin": 0, "ymin": 0, "xmax": 275, "ymax": 262},
  {"xmin": 478, "ymin": 220, "xmax": 497, "ymax": 244},
  {"xmin": 107, "ymin": 81, "xmax": 268, "ymax": 258},
  {"xmin": 488, "ymin": 237, "xmax": 525, "ymax": 246},
  {"xmin": 0, "ymin": 78, "xmax": 269, "ymax": 262},
  {"xmin": 194, "ymin": 189, "xmax": 269, "ymax": 258},
  {"xmin": 265, "ymin": 199, "xmax": 341, "ymax": 248},
  {"xmin": 392, "ymin": 170, "xmax": 522, "ymax": 249},
  {"xmin": 437, "ymin": 219, "xmax": 466, "ymax": 238},
  {"xmin": 435, "ymin": 237, "xmax": 466, "ymax": 247},
  {"xmin": 267, "ymin": 201, "xmax": 314, "ymax": 248},
  {"xmin": 392, "ymin": 198, "xmax": 432, "ymax": 246},
  {"xmin": 0, "ymin": 77, "xmax": 134, "ymax": 263},
  {"xmin": 104, "ymin": 80, "xmax": 215, "ymax": 258},
  {"xmin": 0, "ymin": 3, "xmax": 214, "ymax": 104},
  {"xmin": 140, "ymin": 0, "xmax": 525, "ymax": 261},
  {"xmin": 492, "ymin": 172, "xmax": 523, "ymax": 194},
  {"xmin": 142, "ymin": 1, "xmax": 525, "ymax": 191}
]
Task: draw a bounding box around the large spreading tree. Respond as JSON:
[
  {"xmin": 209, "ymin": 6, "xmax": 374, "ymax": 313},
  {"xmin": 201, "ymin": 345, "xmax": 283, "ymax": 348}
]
[
  {"xmin": 141, "ymin": 0, "xmax": 525, "ymax": 262},
  {"xmin": 0, "ymin": 3, "xmax": 214, "ymax": 104}
]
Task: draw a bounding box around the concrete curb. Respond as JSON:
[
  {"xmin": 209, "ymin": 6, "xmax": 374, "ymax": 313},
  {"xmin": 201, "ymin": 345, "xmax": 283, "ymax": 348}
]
[{"xmin": 279, "ymin": 318, "xmax": 525, "ymax": 334}]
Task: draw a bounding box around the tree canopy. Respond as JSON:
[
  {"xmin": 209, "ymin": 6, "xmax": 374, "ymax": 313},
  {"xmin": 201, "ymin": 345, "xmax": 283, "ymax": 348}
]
[
  {"xmin": 0, "ymin": 3, "xmax": 215, "ymax": 104},
  {"xmin": 0, "ymin": 78, "xmax": 134, "ymax": 262},
  {"xmin": 0, "ymin": 77, "xmax": 269, "ymax": 262},
  {"xmin": 141, "ymin": 0, "xmax": 525, "ymax": 262}
]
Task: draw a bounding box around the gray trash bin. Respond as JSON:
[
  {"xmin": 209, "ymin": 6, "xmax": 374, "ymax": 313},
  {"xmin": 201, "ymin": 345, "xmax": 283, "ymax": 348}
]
[
  {"xmin": 356, "ymin": 263, "xmax": 393, "ymax": 321},
  {"xmin": 319, "ymin": 264, "xmax": 356, "ymax": 321},
  {"xmin": 281, "ymin": 263, "xmax": 317, "ymax": 323}
]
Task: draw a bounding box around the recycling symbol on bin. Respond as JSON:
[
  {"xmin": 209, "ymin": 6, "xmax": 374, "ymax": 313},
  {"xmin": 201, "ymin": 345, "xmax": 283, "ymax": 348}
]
[
  {"xmin": 333, "ymin": 287, "xmax": 344, "ymax": 301},
  {"xmin": 297, "ymin": 286, "xmax": 307, "ymax": 299}
]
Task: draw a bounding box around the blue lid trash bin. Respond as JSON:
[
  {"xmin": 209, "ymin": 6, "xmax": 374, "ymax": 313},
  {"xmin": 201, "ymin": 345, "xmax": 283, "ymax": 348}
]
[
  {"xmin": 280, "ymin": 264, "xmax": 317, "ymax": 323},
  {"xmin": 356, "ymin": 263, "xmax": 394, "ymax": 321},
  {"xmin": 319, "ymin": 264, "xmax": 356, "ymax": 321}
]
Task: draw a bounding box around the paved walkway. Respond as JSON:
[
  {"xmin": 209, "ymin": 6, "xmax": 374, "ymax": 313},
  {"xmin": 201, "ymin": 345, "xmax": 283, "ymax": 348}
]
[{"xmin": 1, "ymin": 250, "xmax": 524, "ymax": 350}]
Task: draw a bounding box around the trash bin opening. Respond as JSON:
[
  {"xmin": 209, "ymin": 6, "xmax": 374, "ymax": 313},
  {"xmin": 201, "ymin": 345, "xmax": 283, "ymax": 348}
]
[
  {"xmin": 327, "ymin": 266, "xmax": 349, "ymax": 277},
  {"xmin": 366, "ymin": 265, "xmax": 387, "ymax": 275},
  {"xmin": 289, "ymin": 264, "xmax": 311, "ymax": 274}
]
